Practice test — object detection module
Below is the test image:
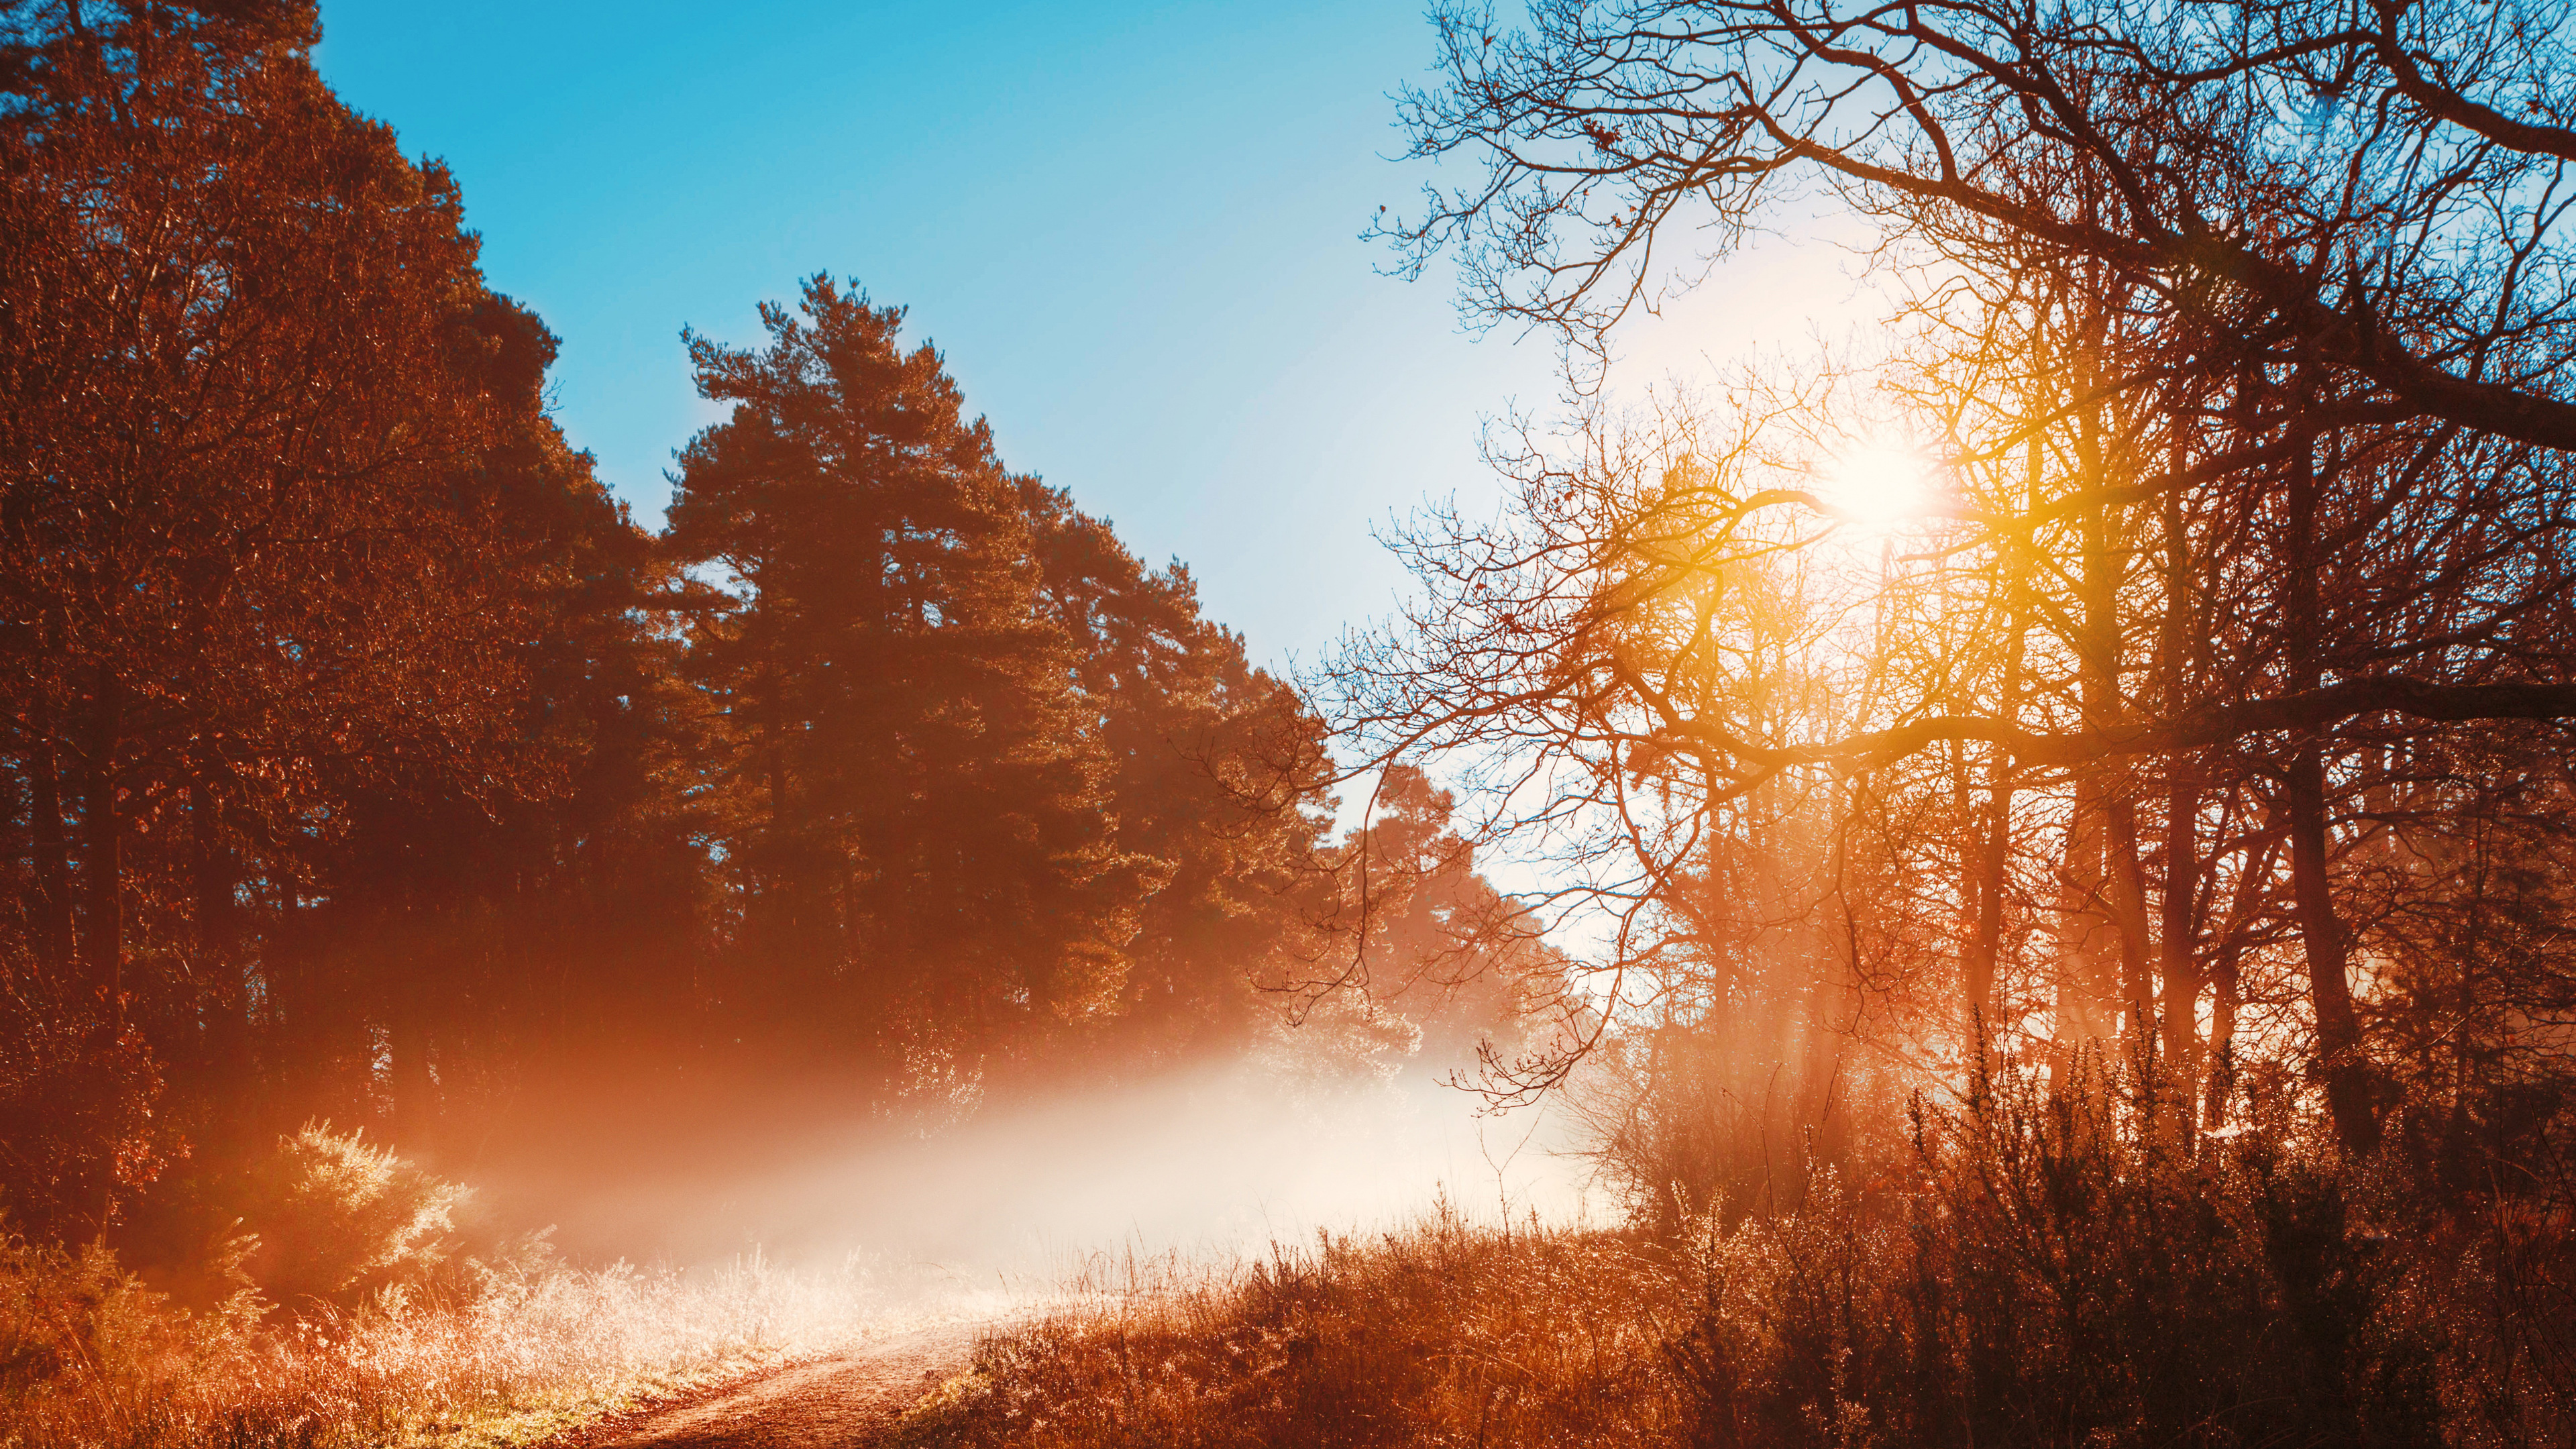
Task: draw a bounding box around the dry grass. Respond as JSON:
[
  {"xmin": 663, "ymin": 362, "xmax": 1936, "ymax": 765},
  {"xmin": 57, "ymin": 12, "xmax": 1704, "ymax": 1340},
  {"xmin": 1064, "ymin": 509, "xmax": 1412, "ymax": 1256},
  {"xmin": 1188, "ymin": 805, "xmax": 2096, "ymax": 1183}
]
[
  {"xmin": 0, "ymin": 1122, "xmax": 963, "ymax": 1448},
  {"xmin": 15, "ymin": 1087, "xmax": 2573, "ymax": 1448},
  {"xmin": 896, "ymin": 1081, "xmax": 2576, "ymax": 1449},
  {"xmin": 894, "ymin": 1202, "xmax": 1699, "ymax": 1448},
  {"xmin": 0, "ymin": 1232, "xmax": 894, "ymax": 1449}
]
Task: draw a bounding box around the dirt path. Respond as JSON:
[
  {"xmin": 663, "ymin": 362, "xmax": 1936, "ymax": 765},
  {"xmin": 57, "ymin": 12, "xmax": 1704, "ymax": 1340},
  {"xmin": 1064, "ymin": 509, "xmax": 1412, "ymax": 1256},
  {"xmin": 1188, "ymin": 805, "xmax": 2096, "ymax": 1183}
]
[{"xmin": 552, "ymin": 1318, "xmax": 992, "ymax": 1448}]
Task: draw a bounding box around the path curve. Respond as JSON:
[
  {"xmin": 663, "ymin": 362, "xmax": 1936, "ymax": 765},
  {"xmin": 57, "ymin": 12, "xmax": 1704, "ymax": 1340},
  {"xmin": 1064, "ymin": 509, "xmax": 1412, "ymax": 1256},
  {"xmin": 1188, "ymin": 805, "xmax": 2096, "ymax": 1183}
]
[{"xmin": 546, "ymin": 1318, "xmax": 991, "ymax": 1449}]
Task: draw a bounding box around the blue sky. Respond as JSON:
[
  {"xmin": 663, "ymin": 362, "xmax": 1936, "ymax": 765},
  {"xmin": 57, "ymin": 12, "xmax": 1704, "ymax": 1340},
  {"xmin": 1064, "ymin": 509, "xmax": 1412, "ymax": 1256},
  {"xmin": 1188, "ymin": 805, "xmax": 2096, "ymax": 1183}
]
[
  {"xmin": 315, "ymin": 1, "xmax": 1878, "ymax": 672},
  {"xmin": 311, "ymin": 0, "xmax": 1569, "ymax": 669}
]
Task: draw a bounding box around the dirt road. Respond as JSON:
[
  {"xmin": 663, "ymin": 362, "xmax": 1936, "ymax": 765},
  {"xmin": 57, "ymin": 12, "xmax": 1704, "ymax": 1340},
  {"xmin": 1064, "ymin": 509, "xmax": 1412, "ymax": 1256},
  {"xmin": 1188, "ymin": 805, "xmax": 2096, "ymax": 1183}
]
[{"xmin": 551, "ymin": 1318, "xmax": 991, "ymax": 1449}]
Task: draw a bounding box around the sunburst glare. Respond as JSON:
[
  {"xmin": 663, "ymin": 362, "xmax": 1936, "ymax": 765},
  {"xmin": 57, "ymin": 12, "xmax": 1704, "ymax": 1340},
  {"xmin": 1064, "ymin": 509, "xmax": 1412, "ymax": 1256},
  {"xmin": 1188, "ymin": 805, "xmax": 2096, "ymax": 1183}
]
[{"xmin": 1823, "ymin": 444, "xmax": 1934, "ymax": 528}]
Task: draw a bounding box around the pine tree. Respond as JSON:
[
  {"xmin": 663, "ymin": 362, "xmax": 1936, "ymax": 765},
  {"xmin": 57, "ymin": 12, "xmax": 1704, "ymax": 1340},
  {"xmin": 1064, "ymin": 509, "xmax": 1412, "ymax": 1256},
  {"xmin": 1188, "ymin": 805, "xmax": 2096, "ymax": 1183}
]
[{"xmin": 667, "ymin": 278, "xmax": 1148, "ymax": 1096}]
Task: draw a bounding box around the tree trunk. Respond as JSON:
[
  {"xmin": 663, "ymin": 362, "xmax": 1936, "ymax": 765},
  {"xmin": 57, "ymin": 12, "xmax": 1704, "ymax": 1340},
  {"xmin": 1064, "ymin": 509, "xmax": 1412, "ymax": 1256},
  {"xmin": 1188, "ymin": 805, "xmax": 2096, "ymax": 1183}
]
[
  {"xmin": 2155, "ymin": 464, "xmax": 2202, "ymax": 1126},
  {"xmin": 1966, "ymin": 753, "xmax": 2010, "ymax": 1069},
  {"xmin": 2103, "ymin": 797, "xmax": 2157, "ymax": 1051},
  {"xmin": 1796, "ymin": 796, "xmax": 1858, "ymax": 1186},
  {"xmin": 2287, "ymin": 749, "xmax": 2379, "ymax": 1153},
  {"xmin": 78, "ymin": 663, "xmax": 121, "ymax": 1005},
  {"xmin": 1967, "ymin": 555, "xmax": 2027, "ymax": 1073},
  {"xmin": 2068, "ymin": 411, "xmax": 2149, "ymax": 1065},
  {"xmin": 272, "ymin": 888, "xmax": 334, "ymax": 1125},
  {"xmin": 2198, "ymin": 833, "xmax": 2273, "ymax": 1132},
  {"xmin": 192, "ymin": 781, "xmax": 249, "ymax": 1109},
  {"xmin": 28, "ymin": 680, "xmax": 74, "ymax": 983},
  {"xmin": 2052, "ymin": 780, "xmax": 2116, "ymax": 1079},
  {"xmin": 388, "ymin": 1002, "xmax": 437, "ymax": 1148},
  {"xmin": 2281, "ymin": 398, "xmax": 2377, "ymax": 1155},
  {"xmin": 2158, "ymin": 781, "xmax": 2203, "ymax": 1126},
  {"xmin": 2204, "ymin": 937, "xmax": 2241, "ymax": 1128}
]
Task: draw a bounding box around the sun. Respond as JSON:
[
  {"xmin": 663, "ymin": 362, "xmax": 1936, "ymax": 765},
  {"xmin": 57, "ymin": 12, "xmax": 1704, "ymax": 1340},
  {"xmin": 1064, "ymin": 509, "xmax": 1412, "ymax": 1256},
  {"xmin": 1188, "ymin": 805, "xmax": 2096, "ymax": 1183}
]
[{"xmin": 1823, "ymin": 445, "xmax": 1934, "ymax": 528}]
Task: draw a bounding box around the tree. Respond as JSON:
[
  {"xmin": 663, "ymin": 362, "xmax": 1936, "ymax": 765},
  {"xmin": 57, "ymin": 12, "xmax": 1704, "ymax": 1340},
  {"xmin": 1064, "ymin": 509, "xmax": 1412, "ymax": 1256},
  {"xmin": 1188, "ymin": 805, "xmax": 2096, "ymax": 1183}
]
[
  {"xmin": 1322, "ymin": 394, "xmax": 1945, "ymax": 1173},
  {"xmin": 1391, "ymin": 0, "xmax": 2576, "ymax": 443},
  {"xmin": 1373, "ymin": 0, "xmax": 2576, "ymax": 1157},
  {"xmin": 0, "ymin": 0, "xmax": 678, "ymax": 1222},
  {"xmin": 1019, "ymin": 487, "xmax": 1342, "ymax": 1069},
  {"xmin": 670, "ymin": 278, "xmax": 1177, "ymax": 1097}
]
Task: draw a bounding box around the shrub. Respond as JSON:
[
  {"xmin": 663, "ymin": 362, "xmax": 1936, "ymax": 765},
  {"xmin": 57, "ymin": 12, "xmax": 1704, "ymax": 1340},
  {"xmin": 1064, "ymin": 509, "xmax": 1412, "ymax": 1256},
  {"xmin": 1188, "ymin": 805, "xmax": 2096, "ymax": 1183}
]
[
  {"xmin": 1654, "ymin": 1069, "xmax": 2445, "ymax": 1449},
  {"xmin": 215, "ymin": 1124, "xmax": 472, "ymax": 1312},
  {"xmin": 0, "ymin": 981, "xmax": 177, "ymax": 1240}
]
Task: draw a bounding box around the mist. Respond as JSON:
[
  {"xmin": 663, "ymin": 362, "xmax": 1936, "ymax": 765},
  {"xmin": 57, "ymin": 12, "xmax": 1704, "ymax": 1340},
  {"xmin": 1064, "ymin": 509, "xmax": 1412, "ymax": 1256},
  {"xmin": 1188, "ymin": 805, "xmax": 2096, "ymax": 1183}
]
[{"xmin": 468, "ymin": 1055, "xmax": 1598, "ymax": 1285}]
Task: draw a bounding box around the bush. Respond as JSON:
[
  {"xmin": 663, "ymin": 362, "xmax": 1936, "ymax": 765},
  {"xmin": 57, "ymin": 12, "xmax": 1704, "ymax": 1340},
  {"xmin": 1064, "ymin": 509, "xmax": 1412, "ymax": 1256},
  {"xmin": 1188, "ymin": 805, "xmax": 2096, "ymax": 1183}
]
[
  {"xmin": 0, "ymin": 980, "xmax": 178, "ymax": 1239},
  {"xmin": 215, "ymin": 1124, "xmax": 472, "ymax": 1312},
  {"xmin": 1654, "ymin": 1068, "xmax": 2444, "ymax": 1449}
]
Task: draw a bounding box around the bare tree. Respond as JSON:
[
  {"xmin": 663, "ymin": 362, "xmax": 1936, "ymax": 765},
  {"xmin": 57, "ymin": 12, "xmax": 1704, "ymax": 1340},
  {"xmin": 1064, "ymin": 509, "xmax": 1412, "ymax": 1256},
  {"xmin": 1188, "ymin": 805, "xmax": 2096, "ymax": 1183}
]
[{"xmin": 1366, "ymin": 0, "xmax": 2576, "ymax": 1156}]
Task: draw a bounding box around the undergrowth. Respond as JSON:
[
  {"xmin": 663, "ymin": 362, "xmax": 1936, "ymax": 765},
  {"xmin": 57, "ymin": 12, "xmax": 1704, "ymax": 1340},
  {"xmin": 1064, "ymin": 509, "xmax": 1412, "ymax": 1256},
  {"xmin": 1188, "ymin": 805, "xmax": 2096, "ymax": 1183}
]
[
  {"xmin": 0, "ymin": 1125, "xmax": 884, "ymax": 1449},
  {"xmin": 0, "ymin": 1228, "xmax": 879, "ymax": 1449},
  {"xmin": 898, "ymin": 1072, "xmax": 2576, "ymax": 1449}
]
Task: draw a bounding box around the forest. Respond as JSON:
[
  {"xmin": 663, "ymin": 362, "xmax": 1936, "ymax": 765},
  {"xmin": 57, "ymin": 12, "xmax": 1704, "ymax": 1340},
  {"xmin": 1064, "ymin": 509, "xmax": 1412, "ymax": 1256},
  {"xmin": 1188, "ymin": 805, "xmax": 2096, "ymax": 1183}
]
[
  {"xmin": 8, "ymin": 0, "xmax": 2576, "ymax": 1446},
  {"xmin": 0, "ymin": 0, "xmax": 1554, "ymax": 1251}
]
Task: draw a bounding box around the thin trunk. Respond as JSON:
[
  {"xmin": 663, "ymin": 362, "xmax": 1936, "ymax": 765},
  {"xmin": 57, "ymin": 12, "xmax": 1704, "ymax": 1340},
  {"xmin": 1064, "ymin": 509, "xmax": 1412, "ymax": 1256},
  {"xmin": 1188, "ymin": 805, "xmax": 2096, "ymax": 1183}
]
[
  {"xmin": 2282, "ymin": 404, "xmax": 2377, "ymax": 1155},
  {"xmin": 2200, "ymin": 834, "xmax": 2275, "ymax": 1132},
  {"xmin": 765, "ymin": 655, "xmax": 790, "ymax": 819},
  {"xmin": 271, "ymin": 886, "xmax": 328, "ymax": 1123},
  {"xmin": 2159, "ymin": 781, "xmax": 2203, "ymax": 1123},
  {"xmin": 2053, "ymin": 778, "xmax": 2115, "ymax": 1077},
  {"xmin": 2104, "ymin": 798, "xmax": 2157, "ymax": 1051},
  {"xmin": 78, "ymin": 663, "xmax": 121, "ymax": 1004},
  {"xmin": 2203, "ymin": 938, "xmax": 2241, "ymax": 1128},
  {"xmin": 2156, "ymin": 461, "xmax": 2202, "ymax": 1124},
  {"xmin": 1966, "ymin": 762, "xmax": 2010, "ymax": 1067},
  {"xmin": 2288, "ymin": 751, "xmax": 2378, "ymax": 1153},
  {"xmin": 1968, "ymin": 513, "xmax": 2029, "ymax": 1071},
  {"xmin": 388, "ymin": 997, "xmax": 437, "ymax": 1148},
  {"xmin": 1797, "ymin": 796, "xmax": 1856, "ymax": 1187},
  {"xmin": 2053, "ymin": 409, "xmax": 2149, "ymax": 1076},
  {"xmin": 28, "ymin": 680, "xmax": 73, "ymax": 981},
  {"xmin": 192, "ymin": 782, "xmax": 248, "ymax": 1099}
]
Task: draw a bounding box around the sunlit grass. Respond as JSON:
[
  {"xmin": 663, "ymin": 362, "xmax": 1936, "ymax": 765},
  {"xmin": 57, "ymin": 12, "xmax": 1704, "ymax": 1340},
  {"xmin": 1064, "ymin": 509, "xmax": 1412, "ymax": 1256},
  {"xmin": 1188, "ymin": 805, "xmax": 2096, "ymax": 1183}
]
[
  {"xmin": 889, "ymin": 1073, "xmax": 2568, "ymax": 1449},
  {"xmin": 0, "ymin": 1234, "xmax": 914, "ymax": 1449},
  {"xmin": 891, "ymin": 1202, "xmax": 1688, "ymax": 1448}
]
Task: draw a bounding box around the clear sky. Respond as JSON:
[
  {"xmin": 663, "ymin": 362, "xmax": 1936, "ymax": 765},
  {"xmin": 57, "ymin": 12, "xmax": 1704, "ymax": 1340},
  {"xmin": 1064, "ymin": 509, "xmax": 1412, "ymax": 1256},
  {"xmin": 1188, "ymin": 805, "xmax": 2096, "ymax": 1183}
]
[{"xmin": 312, "ymin": 1, "xmax": 1868, "ymax": 669}]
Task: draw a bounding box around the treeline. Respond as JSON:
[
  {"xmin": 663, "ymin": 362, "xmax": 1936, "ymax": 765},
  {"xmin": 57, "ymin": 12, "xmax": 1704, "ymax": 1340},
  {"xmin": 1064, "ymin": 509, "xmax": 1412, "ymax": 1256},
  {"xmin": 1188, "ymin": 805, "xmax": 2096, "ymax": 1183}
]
[{"xmin": 0, "ymin": 0, "xmax": 1540, "ymax": 1248}]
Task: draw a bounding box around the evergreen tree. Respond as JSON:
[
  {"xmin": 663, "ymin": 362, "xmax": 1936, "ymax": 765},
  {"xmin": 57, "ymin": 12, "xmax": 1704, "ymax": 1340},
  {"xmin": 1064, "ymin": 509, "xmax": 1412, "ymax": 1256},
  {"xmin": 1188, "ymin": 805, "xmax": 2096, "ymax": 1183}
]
[
  {"xmin": 1020, "ymin": 486, "xmax": 1340, "ymax": 1069},
  {"xmin": 666, "ymin": 278, "xmax": 1152, "ymax": 1097}
]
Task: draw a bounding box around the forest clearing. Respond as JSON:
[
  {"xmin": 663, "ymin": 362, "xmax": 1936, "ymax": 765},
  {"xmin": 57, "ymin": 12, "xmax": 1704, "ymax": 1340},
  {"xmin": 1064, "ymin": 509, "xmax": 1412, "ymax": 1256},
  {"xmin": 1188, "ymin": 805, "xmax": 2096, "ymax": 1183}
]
[{"xmin": 9, "ymin": 0, "xmax": 2576, "ymax": 1444}]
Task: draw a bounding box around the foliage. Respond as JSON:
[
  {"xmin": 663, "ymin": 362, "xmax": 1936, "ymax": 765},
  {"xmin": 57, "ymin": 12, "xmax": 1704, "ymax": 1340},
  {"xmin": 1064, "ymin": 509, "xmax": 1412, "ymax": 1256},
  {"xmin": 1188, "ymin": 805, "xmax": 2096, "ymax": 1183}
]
[
  {"xmin": 207, "ymin": 1124, "xmax": 472, "ymax": 1313},
  {"xmin": 1348, "ymin": 0, "xmax": 2576, "ymax": 1161},
  {"xmin": 663, "ymin": 278, "xmax": 1342, "ymax": 1097},
  {"xmin": 0, "ymin": 974, "xmax": 173, "ymax": 1237}
]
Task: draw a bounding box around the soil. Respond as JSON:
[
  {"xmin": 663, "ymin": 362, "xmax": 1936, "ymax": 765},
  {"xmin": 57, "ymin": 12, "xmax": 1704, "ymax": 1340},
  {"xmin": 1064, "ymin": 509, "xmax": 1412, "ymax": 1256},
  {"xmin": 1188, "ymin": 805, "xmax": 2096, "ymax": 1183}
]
[{"xmin": 539, "ymin": 1318, "xmax": 991, "ymax": 1449}]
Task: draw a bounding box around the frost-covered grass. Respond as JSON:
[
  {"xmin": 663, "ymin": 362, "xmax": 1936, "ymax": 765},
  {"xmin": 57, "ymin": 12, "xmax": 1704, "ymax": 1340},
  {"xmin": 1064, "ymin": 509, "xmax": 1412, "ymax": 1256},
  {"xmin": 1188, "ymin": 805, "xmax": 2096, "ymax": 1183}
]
[{"xmin": 0, "ymin": 1230, "xmax": 904, "ymax": 1449}]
